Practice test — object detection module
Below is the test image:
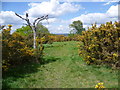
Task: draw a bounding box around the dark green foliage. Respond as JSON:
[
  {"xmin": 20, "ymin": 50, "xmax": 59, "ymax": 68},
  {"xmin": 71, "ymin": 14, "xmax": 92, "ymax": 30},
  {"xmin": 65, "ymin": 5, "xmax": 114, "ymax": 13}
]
[
  {"xmin": 16, "ymin": 24, "xmax": 51, "ymax": 45},
  {"xmin": 16, "ymin": 24, "xmax": 50, "ymax": 36},
  {"xmin": 69, "ymin": 20, "xmax": 85, "ymax": 35},
  {"xmin": 16, "ymin": 26, "xmax": 32, "ymax": 36}
]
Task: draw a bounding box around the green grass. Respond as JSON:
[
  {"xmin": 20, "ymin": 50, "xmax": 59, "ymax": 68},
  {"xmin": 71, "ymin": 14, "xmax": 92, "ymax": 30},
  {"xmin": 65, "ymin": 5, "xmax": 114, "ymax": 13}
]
[{"xmin": 3, "ymin": 41, "xmax": 118, "ymax": 88}]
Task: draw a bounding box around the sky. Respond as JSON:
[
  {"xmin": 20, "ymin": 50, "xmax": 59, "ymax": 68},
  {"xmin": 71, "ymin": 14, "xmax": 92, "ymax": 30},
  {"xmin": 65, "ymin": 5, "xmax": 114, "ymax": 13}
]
[{"xmin": 0, "ymin": 0, "xmax": 119, "ymax": 34}]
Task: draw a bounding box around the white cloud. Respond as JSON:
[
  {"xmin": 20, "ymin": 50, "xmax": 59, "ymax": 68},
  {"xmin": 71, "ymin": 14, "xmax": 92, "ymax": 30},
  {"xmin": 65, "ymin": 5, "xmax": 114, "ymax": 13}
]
[
  {"xmin": 0, "ymin": 11, "xmax": 26, "ymax": 32},
  {"xmin": 47, "ymin": 24, "xmax": 70, "ymax": 34},
  {"xmin": 0, "ymin": 10, "xmax": 58, "ymax": 32},
  {"xmin": 71, "ymin": 4, "xmax": 119, "ymax": 30},
  {"xmin": 26, "ymin": 0, "xmax": 81, "ymax": 17},
  {"xmin": 43, "ymin": 18, "xmax": 58, "ymax": 23},
  {"xmin": 0, "ymin": 11, "xmax": 24, "ymax": 25},
  {"xmin": 1, "ymin": 0, "xmax": 112, "ymax": 2},
  {"xmin": 72, "ymin": 13, "xmax": 109, "ymax": 24},
  {"xmin": 106, "ymin": 5, "xmax": 118, "ymax": 18},
  {"xmin": 72, "ymin": 4, "xmax": 119, "ymax": 25},
  {"xmin": 103, "ymin": 0, "xmax": 119, "ymax": 5}
]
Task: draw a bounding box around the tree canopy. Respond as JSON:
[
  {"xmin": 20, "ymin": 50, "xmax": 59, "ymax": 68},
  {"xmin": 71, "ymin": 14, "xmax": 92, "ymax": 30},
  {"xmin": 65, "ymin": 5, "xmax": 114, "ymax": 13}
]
[
  {"xmin": 16, "ymin": 26, "xmax": 32, "ymax": 36},
  {"xmin": 69, "ymin": 20, "xmax": 85, "ymax": 35},
  {"xmin": 16, "ymin": 24, "xmax": 50, "ymax": 36}
]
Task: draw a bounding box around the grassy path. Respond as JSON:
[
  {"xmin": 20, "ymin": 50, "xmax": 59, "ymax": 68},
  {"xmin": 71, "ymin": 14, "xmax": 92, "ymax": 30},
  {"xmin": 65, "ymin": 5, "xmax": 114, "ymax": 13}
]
[{"xmin": 3, "ymin": 41, "xmax": 118, "ymax": 88}]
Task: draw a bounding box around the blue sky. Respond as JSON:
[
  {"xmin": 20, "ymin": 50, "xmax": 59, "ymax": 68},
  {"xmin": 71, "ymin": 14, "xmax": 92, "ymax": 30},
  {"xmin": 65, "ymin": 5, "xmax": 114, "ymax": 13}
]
[
  {"xmin": 0, "ymin": 0, "xmax": 119, "ymax": 34},
  {"xmin": 2, "ymin": 2, "xmax": 117, "ymax": 18}
]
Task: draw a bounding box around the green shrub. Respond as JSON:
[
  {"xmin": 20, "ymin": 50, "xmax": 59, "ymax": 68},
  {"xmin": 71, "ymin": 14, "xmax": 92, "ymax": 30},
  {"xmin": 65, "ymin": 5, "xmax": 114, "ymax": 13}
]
[{"xmin": 79, "ymin": 21, "xmax": 119, "ymax": 69}]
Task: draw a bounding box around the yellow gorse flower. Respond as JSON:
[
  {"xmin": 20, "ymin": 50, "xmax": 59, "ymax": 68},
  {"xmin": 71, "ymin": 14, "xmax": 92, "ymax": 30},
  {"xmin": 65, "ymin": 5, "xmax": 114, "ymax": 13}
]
[
  {"xmin": 95, "ymin": 82, "xmax": 105, "ymax": 89},
  {"xmin": 94, "ymin": 37, "xmax": 97, "ymax": 39},
  {"xmin": 92, "ymin": 58, "xmax": 95, "ymax": 60},
  {"xmin": 86, "ymin": 61, "xmax": 90, "ymax": 64},
  {"xmin": 113, "ymin": 53, "xmax": 118, "ymax": 57},
  {"xmin": 87, "ymin": 56, "xmax": 90, "ymax": 58},
  {"xmin": 40, "ymin": 37, "xmax": 45, "ymax": 43},
  {"xmin": 8, "ymin": 24, "xmax": 12, "ymax": 27},
  {"xmin": 108, "ymin": 33, "xmax": 111, "ymax": 36},
  {"xmin": 95, "ymin": 85, "xmax": 99, "ymax": 88}
]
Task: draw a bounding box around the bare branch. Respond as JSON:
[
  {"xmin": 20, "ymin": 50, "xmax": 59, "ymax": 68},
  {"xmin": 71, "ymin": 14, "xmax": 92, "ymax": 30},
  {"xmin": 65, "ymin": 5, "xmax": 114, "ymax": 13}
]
[
  {"xmin": 15, "ymin": 12, "xmax": 49, "ymax": 49},
  {"xmin": 34, "ymin": 16, "xmax": 45, "ymax": 26},
  {"xmin": 0, "ymin": 25, "xmax": 5, "ymax": 30},
  {"xmin": 26, "ymin": 19, "xmax": 32, "ymax": 28},
  {"xmin": 36, "ymin": 15, "xmax": 49, "ymax": 26},
  {"xmin": 33, "ymin": 18, "xmax": 40, "ymax": 26},
  {"xmin": 45, "ymin": 15, "xmax": 48, "ymax": 19},
  {"xmin": 26, "ymin": 13, "xmax": 28, "ymax": 18},
  {"xmin": 15, "ymin": 13, "xmax": 32, "ymax": 29},
  {"xmin": 45, "ymin": 15, "xmax": 49, "ymax": 24},
  {"xmin": 15, "ymin": 13, "xmax": 26, "ymax": 20},
  {"xmin": 23, "ymin": 23, "xmax": 28, "ymax": 25}
]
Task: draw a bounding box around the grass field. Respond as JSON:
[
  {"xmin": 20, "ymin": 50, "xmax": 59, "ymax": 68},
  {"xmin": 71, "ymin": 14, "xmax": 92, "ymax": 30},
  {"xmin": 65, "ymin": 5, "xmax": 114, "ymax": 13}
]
[{"xmin": 3, "ymin": 41, "xmax": 118, "ymax": 88}]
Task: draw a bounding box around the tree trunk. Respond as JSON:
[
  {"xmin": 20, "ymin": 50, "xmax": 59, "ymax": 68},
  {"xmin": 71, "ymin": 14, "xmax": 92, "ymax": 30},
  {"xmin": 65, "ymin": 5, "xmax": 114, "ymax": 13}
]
[
  {"xmin": 33, "ymin": 31, "xmax": 36, "ymax": 49},
  {"xmin": 32, "ymin": 27, "xmax": 40, "ymax": 63},
  {"xmin": 32, "ymin": 27, "xmax": 36, "ymax": 49}
]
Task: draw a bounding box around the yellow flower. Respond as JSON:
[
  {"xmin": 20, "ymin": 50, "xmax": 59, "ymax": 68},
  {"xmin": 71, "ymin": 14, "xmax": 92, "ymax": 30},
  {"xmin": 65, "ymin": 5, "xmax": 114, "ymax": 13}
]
[
  {"xmin": 19, "ymin": 42, "xmax": 25, "ymax": 45},
  {"xmin": 101, "ymin": 86, "xmax": 105, "ymax": 88},
  {"xmin": 79, "ymin": 51, "xmax": 82, "ymax": 53},
  {"xmin": 95, "ymin": 82, "xmax": 105, "ymax": 88},
  {"xmin": 95, "ymin": 85, "xmax": 98, "ymax": 88},
  {"xmin": 98, "ymin": 83, "xmax": 101, "ymax": 85},
  {"xmin": 92, "ymin": 58, "xmax": 95, "ymax": 60},
  {"xmin": 94, "ymin": 37, "xmax": 97, "ymax": 39},
  {"xmin": 82, "ymin": 31, "xmax": 85, "ymax": 33},
  {"xmin": 41, "ymin": 37, "xmax": 45, "ymax": 42},
  {"xmin": 8, "ymin": 24, "xmax": 12, "ymax": 27},
  {"xmin": 108, "ymin": 33, "xmax": 111, "ymax": 36},
  {"xmin": 86, "ymin": 61, "xmax": 90, "ymax": 64},
  {"xmin": 87, "ymin": 56, "xmax": 90, "ymax": 58},
  {"xmin": 88, "ymin": 47, "xmax": 91, "ymax": 50},
  {"xmin": 92, "ymin": 44, "xmax": 95, "ymax": 47},
  {"xmin": 113, "ymin": 53, "xmax": 118, "ymax": 57}
]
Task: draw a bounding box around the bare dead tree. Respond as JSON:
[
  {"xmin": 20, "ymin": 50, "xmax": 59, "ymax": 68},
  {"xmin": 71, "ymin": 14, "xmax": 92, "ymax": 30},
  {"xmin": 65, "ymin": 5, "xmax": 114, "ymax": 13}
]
[
  {"xmin": 0, "ymin": 25, "xmax": 5, "ymax": 30},
  {"xmin": 15, "ymin": 13, "xmax": 48, "ymax": 49}
]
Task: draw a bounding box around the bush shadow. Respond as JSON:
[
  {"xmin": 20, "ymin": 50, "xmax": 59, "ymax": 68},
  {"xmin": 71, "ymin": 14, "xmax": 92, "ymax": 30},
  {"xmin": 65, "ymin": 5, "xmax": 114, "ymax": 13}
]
[
  {"xmin": 2, "ymin": 57, "xmax": 60, "ymax": 88},
  {"xmin": 41, "ymin": 56, "xmax": 61, "ymax": 64},
  {"xmin": 2, "ymin": 62, "xmax": 41, "ymax": 88}
]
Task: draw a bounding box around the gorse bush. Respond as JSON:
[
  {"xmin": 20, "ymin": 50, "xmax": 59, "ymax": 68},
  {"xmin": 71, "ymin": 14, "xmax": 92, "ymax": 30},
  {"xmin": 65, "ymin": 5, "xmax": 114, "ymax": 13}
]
[
  {"xmin": 68, "ymin": 34, "xmax": 81, "ymax": 41},
  {"xmin": 79, "ymin": 21, "xmax": 120, "ymax": 69},
  {"xmin": 48, "ymin": 35, "xmax": 69, "ymax": 42},
  {"xmin": 2, "ymin": 25, "xmax": 34, "ymax": 71},
  {"xmin": 47, "ymin": 34, "xmax": 81, "ymax": 42},
  {"xmin": 2, "ymin": 25, "xmax": 44, "ymax": 71}
]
